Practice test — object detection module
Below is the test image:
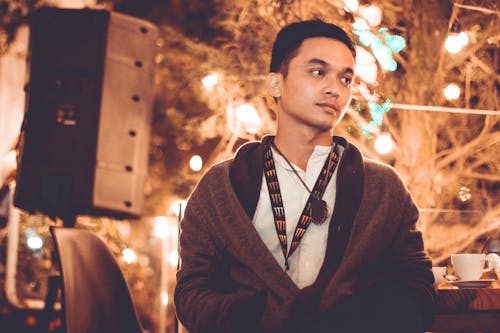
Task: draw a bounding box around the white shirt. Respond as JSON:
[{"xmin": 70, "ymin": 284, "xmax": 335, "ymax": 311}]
[{"xmin": 252, "ymin": 144, "xmax": 343, "ymax": 289}]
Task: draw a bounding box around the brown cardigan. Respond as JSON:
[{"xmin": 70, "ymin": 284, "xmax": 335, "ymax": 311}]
[{"xmin": 174, "ymin": 136, "xmax": 436, "ymax": 333}]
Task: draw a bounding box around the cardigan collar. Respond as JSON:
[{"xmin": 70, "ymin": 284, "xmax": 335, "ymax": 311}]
[
  {"xmin": 229, "ymin": 136, "xmax": 364, "ymax": 268},
  {"xmin": 229, "ymin": 135, "xmax": 361, "ymax": 218},
  {"xmin": 228, "ymin": 135, "xmax": 365, "ymax": 293}
]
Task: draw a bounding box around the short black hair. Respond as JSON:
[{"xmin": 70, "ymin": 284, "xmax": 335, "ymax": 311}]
[{"xmin": 269, "ymin": 20, "xmax": 356, "ymax": 75}]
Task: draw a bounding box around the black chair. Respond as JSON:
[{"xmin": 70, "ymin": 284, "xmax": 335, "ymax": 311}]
[{"xmin": 50, "ymin": 226, "xmax": 143, "ymax": 333}]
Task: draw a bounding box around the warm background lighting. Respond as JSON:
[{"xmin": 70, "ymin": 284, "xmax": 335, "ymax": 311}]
[
  {"xmin": 171, "ymin": 200, "xmax": 187, "ymax": 217},
  {"xmin": 161, "ymin": 291, "xmax": 169, "ymax": 305},
  {"xmin": 444, "ymin": 83, "xmax": 461, "ymax": 100},
  {"xmin": 169, "ymin": 250, "xmax": 179, "ymax": 267},
  {"xmin": 0, "ymin": 3, "xmax": 498, "ymax": 332},
  {"xmin": 189, "ymin": 155, "xmax": 203, "ymax": 171},
  {"xmin": 374, "ymin": 134, "xmax": 393, "ymax": 154},
  {"xmin": 358, "ymin": 5, "xmax": 382, "ymax": 27},
  {"xmin": 355, "ymin": 46, "xmax": 378, "ymax": 84},
  {"xmin": 445, "ymin": 32, "xmax": 469, "ymax": 54},
  {"xmin": 457, "ymin": 186, "xmax": 472, "ymax": 203},
  {"xmin": 26, "ymin": 235, "xmax": 43, "ymax": 250},
  {"xmin": 153, "ymin": 216, "xmax": 169, "ymax": 239},
  {"xmin": 235, "ymin": 103, "xmax": 261, "ymax": 134},
  {"xmin": 122, "ymin": 248, "xmax": 138, "ymax": 264},
  {"xmin": 202, "ymin": 73, "xmax": 219, "ymax": 91},
  {"xmin": 343, "ymin": 0, "xmax": 359, "ymax": 12}
]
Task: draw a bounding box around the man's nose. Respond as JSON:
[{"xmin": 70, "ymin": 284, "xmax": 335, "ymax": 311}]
[{"xmin": 323, "ymin": 78, "xmax": 340, "ymax": 98}]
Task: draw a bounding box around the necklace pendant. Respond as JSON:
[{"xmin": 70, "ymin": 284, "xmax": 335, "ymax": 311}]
[{"xmin": 311, "ymin": 199, "xmax": 329, "ymax": 225}]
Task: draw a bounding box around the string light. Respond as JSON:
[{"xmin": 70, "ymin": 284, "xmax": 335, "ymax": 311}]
[
  {"xmin": 235, "ymin": 103, "xmax": 261, "ymax": 134},
  {"xmin": 445, "ymin": 32, "xmax": 469, "ymax": 53},
  {"xmin": 227, "ymin": 102, "xmax": 262, "ymax": 137},
  {"xmin": 189, "ymin": 155, "xmax": 203, "ymax": 171},
  {"xmin": 390, "ymin": 103, "xmax": 498, "ymax": 116},
  {"xmin": 26, "ymin": 235, "xmax": 43, "ymax": 250},
  {"xmin": 374, "ymin": 134, "xmax": 393, "ymax": 154},
  {"xmin": 202, "ymin": 73, "xmax": 219, "ymax": 91},
  {"xmin": 457, "ymin": 186, "xmax": 472, "ymax": 202},
  {"xmin": 153, "ymin": 216, "xmax": 169, "ymax": 239},
  {"xmin": 445, "ymin": 22, "xmax": 469, "ymax": 54},
  {"xmin": 25, "ymin": 228, "xmax": 43, "ymax": 250},
  {"xmin": 444, "ymin": 83, "xmax": 461, "ymax": 100},
  {"xmin": 122, "ymin": 248, "xmax": 138, "ymax": 264}
]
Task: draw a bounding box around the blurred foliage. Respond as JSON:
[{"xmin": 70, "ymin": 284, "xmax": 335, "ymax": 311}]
[{"xmin": 0, "ymin": 0, "xmax": 498, "ymax": 331}]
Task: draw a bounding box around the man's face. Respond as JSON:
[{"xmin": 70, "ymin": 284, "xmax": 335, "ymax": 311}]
[{"xmin": 271, "ymin": 37, "xmax": 355, "ymax": 131}]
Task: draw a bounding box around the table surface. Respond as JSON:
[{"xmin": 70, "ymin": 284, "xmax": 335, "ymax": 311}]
[{"xmin": 436, "ymin": 280, "xmax": 500, "ymax": 313}]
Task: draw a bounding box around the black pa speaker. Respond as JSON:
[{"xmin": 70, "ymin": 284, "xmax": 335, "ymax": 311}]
[{"xmin": 14, "ymin": 7, "xmax": 158, "ymax": 220}]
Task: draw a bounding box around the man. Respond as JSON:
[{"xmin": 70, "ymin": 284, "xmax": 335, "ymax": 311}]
[{"xmin": 174, "ymin": 20, "xmax": 436, "ymax": 333}]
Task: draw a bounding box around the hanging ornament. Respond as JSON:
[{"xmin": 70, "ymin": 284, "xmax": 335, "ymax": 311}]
[
  {"xmin": 457, "ymin": 186, "xmax": 472, "ymax": 202},
  {"xmin": 358, "ymin": 5, "xmax": 382, "ymax": 27},
  {"xmin": 355, "ymin": 46, "xmax": 378, "ymax": 84}
]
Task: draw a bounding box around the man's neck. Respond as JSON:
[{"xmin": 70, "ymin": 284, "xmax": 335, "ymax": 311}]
[{"xmin": 274, "ymin": 127, "xmax": 332, "ymax": 170}]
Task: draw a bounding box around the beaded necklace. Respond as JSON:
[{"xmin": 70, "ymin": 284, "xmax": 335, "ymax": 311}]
[{"xmin": 263, "ymin": 140, "xmax": 339, "ymax": 270}]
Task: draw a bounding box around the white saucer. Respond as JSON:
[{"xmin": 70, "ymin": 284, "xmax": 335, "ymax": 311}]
[{"xmin": 449, "ymin": 279, "xmax": 495, "ymax": 288}]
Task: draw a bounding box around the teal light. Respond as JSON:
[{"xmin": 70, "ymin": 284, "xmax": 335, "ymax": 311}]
[
  {"xmin": 379, "ymin": 27, "xmax": 406, "ymax": 53},
  {"xmin": 359, "ymin": 99, "xmax": 392, "ymax": 139},
  {"xmin": 368, "ymin": 102, "xmax": 384, "ymax": 125},
  {"xmin": 350, "ymin": 18, "xmax": 399, "ymax": 137},
  {"xmin": 358, "ymin": 121, "xmax": 376, "ymax": 139},
  {"xmin": 351, "ymin": 20, "xmax": 370, "ymax": 33},
  {"xmin": 381, "ymin": 57, "xmax": 397, "ymax": 71},
  {"xmin": 353, "ymin": 28, "xmax": 400, "ymax": 71},
  {"xmin": 385, "ymin": 35, "xmax": 406, "ymax": 53},
  {"xmin": 372, "ymin": 44, "xmax": 397, "ymax": 71},
  {"xmin": 358, "ymin": 31, "xmax": 376, "ymax": 47}
]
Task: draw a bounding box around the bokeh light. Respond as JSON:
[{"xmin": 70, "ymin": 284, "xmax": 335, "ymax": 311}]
[
  {"xmin": 457, "ymin": 186, "xmax": 472, "ymax": 202},
  {"xmin": 343, "ymin": 0, "xmax": 359, "ymax": 12},
  {"xmin": 26, "ymin": 235, "xmax": 43, "ymax": 250},
  {"xmin": 355, "ymin": 46, "xmax": 378, "ymax": 84},
  {"xmin": 189, "ymin": 155, "xmax": 203, "ymax": 172},
  {"xmin": 374, "ymin": 134, "xmax": 393, "ymax": 154},
  {"xmin": 444, "ymin": 83, "xmax": 461, "ymax": 100},
  {"xmin": 445, "ymin": 32, "xmax": 469, "ymax": 54},
  {"xmin": 202, "ymin": 73, "xmax": 219, "ymax": 91},
  {"xmin": 359, "ymin": 5, "xmax": 382, "ymax": 27},
  {"xmin": 122, "ymin": 248, "xmax": 138, "ymax": 264}
]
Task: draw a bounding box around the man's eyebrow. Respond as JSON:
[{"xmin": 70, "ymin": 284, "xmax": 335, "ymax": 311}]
[
  {"xmin": 307, "ymin": 58, "xmax": 354, "ymax": 74},
  {"xmin": 308, "ymin": 58, "xmax": 329, "ymax": 67},
  {"xmin": 343, "ymin": 68, "xmax": 354, "ymax": 75}
]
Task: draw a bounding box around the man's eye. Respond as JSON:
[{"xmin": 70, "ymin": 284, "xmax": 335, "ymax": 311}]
[
  {"xmin": 311, "ymin": 69, "xmax": 324, "ymax": 77},
  {"xmin": 341, "ymin": 77, "xmax": 352, "ymax": 86}
]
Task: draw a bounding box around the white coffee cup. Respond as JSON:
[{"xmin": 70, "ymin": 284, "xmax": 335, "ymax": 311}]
[
  {"xmin": 431, "ymin": 266, "xmax": 447, "ymax": 286},
  {"xmin": 451, "ymin": 253, "xmax": 493, "ymax": 281},
  {"xmin": 486, "ymin": 253, "xmax": 500, "ymax": 280}
]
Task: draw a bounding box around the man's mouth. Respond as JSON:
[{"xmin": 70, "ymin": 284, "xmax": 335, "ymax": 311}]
[{"xmin": 316, "ymin": 102, "xmax": 339, "ymax": 114}]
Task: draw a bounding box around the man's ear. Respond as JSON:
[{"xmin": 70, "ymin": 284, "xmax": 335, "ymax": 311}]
[{"xmin": 266, "ymin": 73, "xmax": 281, "ymax": 98}]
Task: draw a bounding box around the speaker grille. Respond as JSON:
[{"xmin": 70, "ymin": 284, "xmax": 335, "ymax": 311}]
[{"xmin": 14, "ymin": 7, "xmax": 157, "ymax": 219}]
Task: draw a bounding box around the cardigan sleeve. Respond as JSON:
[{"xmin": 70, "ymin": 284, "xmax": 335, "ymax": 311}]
[
  {"xmin": 173, "ymin": 171, "xmax": 266, "ymax": 333},
  {"xmin": 387, "ymin": 183, "xmax": 437, "ymax": 327}
]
